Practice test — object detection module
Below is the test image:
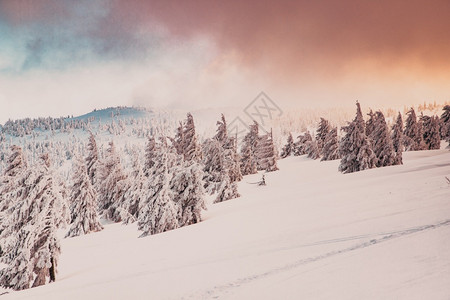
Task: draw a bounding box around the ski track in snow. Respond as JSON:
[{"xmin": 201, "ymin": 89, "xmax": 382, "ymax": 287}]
[{"xmin": 186, "ymin": 219, "xmax": 450, "ymax": 300}]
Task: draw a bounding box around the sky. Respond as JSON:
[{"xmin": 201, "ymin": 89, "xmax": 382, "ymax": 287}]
[{"xmin": 1, "ymin": 0, "xmax": 450, "ymax": 122}]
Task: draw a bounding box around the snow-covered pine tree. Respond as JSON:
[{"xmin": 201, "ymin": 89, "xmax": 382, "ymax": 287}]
[
  {"xmin": 421, "ymin": 115, "xmax": 441, "ymax": 150},
  {"xmin": 54, "ymin": 175, "xmax": 70, "ymax": 228},
  {"xmin": 365, "ymin": 109, "xmax": 376, "ymax": 137},
  {"xmin": 266, "ymin": 130, "xmax": 279, "ymax": 171},
  {"xmin": 207, "ymin": 114, "xmax": 242, "ymax": 201},
  {"xmin": 138, "ymin": 140, "xmax": 179, "ymax": 236},
  {"xmin": 183, "ymin": 113, "xmax": 202, "ymax": 162},
  {"xmin": 214, "ymin": 114, "xmax": 228, "ymax": 144},
  {"xmin": 417, "ymin": 114, "xmax": 428, "ymax": 150},
  {"xmin": 97, "ymin": 141, "xmax": 129, "ymax": 222},
  {"xmin": 0, "ymin": 145, "xmax": 27, "ymax": 213},
  {"xmin": 86, "ymin": 132, "xmax": 99, "ymax": 185},
  {"xmin": 223, "ymin": 135, "xmax": 242, "ymax": 183},
  {"xmin": 255, "ymin": 129, "xmax": 278, "ymax": 172},
  {"xmin": 31, "ymin": 168, "xmax": 62, "ymax": 287},
  {"xmin": 305, "ymin": 139, "xmax": 320, "ymax": 160},
  {"xmin": 439, "ymin": 118, "xmax": 447, "ymax": 141},
  {"xmin": 171, "ymin": 160, "xmax": 207, "ymax": 227},
  {"xmin": 3, "ymin": 145, "xmax": 27, "ymax": 178},
  {"xmin": 0, "ymin": 154, "xmax": 63, "ymax": 290},
  {"xmin": 339, "ymin": 102, "xmax": 377, "ymax": 173},
  {"xmin": 316, "ymin": 118, "xmax": 331, "ymax": 152},
  {"xmin": 0, "ymin": 146, "xmax": 28, "ymax": 260},
  {"xmin": 391, "ymin": 112, "xmax": 404, "ymax": 165},
  {"xmin": 172, "ymin": 121, "xmax": 185, "ymax": 156},
  {"xmin": 255, "ymin": 133, "xmax": 268, "ymax": 170},
  {"xmin": 0, "ymin": 228, "xmax": 33, "ymax": 290},
  {"xmin": 370, "ymin": 111, "xmax": 395, "ymax": 167},
  {"xmin": 30, "ymin": 154, "xmax": 63, "ymax": 283},
  {"xmin": 240, "ymin": 121, "xmax": 259, "ymax": 175},
  {"xmin": 143, "ymin": 136, "xmax": 156, "ymax": 177},
  {"xmin": 202, "ymin": 138, "xmax": 224, "ymax": 194},
  {"xmin": 294, "ymin": 132, "xmax": 313, "ymax": 156},
  {"xmin": 404, "ymin": 108, "xmax": 426, "ymax": 151},
  {"xmin": 66, "ymin": 154, "xmax": 103, "ymax": 238},
  {"xmin": 280, "ymin": 132, "xmax": 295, "ymax": 158},
  {"xmin": 321, "ymin": 127, "xmax": 340, "ymax": 161},
  {"xmin": 120, "ymin": 145, "xmax": 146, "ymax": 224},
  {"xmin": 203, "ymin": 114, "xmax": 231, "ymax": 194},
  {"xmin": 213, "ymin": 114, "xmax": 242, "ymax": 182},
  {"xmin": 214, "ymin": 172, "xmax": 240, "ymax": 203},
  {"xmin": 440, "ymin": 105, "xmax": 450, "ymax": 142}
]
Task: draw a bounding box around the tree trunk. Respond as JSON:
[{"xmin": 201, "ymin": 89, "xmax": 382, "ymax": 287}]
[{"xmin": 49, "ymin": 257, "xmax": 56, "ymax": 282}]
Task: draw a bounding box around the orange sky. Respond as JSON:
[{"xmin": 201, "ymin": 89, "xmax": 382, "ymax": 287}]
[
  {"xmin": 107, "ymin": 1, "xmax": 450, "ymax": 77},
  {"xmin": 1, "ymin": 1, "xmax": 450, "ymax": 120}
]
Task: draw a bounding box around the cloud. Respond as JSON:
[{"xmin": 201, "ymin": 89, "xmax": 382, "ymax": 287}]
[
  {"xmin": 4, "ymin": 0, "xmax": 450, "ymax": 78},
  {"xmin": 0, "ymin": 0, "xmax": 157, "ymax": 72},
  {"xmin": 104, "ymin": 0, "xmax": 450, "ymax": 81},
  {"xmin": 0, "ymin": 0, "xmax": 449, "ymax": 123},
  {"xmin": 0, "ymin": 36, "xmax": 263, "ymax": 123}
]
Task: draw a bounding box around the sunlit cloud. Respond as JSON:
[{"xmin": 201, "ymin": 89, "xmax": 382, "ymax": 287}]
[{"xmin": 0, "ymin": 0, "xmax": 449, "ymax": 122}]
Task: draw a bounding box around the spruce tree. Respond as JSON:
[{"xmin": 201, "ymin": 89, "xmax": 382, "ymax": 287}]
[
  {"xmin": 214, "ymin": 173, "xmax": 240, "ymax": 203},
  {"xmin": 172, "ymin": 121, "xmax": 185, "ymax": 156},
  {"xmin": 0, "ymin": 146, "xmax": 27, "ymax": 213},
  {"xmin": 214, "ymin": 114, "xmax": 228, "ymax": 144},
  {"xmin": 202, "ymin": 138, "xmax": 224, "ymax": 194},
  {"xmin": 143, "ymin": 136, "xmax": 156, "ymax": 177},
  {"xmin": 97, "ymin": 141, "xmax": 128, "ymax": 222},
  {"xmin": 183, "ymin": 113, "xmax": 201, "ymax": 162},
  {"xmin": 417, "ymin": 114, "xmax": 427, "ymax": 150},
  {"xmin": 120, "ymin": 147, "xmax": 145, "ymax": 223},
  {"xmin": 171, "ymin": 160, "xmax": 207, "ymax": 227},
  {"xmin": 138, "ymin": 141, "xmax": 178, "ymax": 236},
  {"xmin": 214, "ymin": 114, "xmax": 242, "ymax": 182},
  {"xmin": 391, "ymin": 112, "xmax": 404, "ymax": 165},
  {"xmin": 365, "ymin": 110, "xmax": 376, "ymax": 137},
  {"xmin": 440, "ymin": 105, "xmax": 450, "ymax": 142},
  {"xmin": 0, "ymin": 154, "xmax": 63, "ymax": 290},
  {"xmin": 255, "ymin": 129, "xmax": 278, "ymax": 172},
  {"xmin": 421, "ymin": 115, "xmax": 441, "ymax": 150},
  {"xmin": 0, "ymin": 229, "xmax": 33, "ymax": 290},
  {"xmin": 404, "ymin": 108, "xmax": 425, "ymax": 151},
  {"xmin": 280, "ymin": 132, "xmax": 295, "ymax": 158},
  {"xmin": 223, "ymin": 135, "xmax": 243, "ymax": 182},
  {"xmin": 66, "ymin": 154, "xmax": 103, "ymax": 238},
  {"xmin": 202, "ymin": 114, "xmax": 240, "ymax": 201},
  {"xmin": 86, "ymin": 132, "xmax": 99, "ymax": 185},
  {"xmin": 0, "ymin": 146, "xmax": 28, "ymax": 259},
  {"xmin": 316, "ymin": 118, "xmax": 331, "ymax": 152},
  {"xmin": 3, "ymin": 145, "xmax": 27, "ymax": 178},
  {"xmin": 294, "ymin": 132, "xmax": 313, "ymax": 156},
  {"xmin": 371, "ymin": 111, "xmax": 396, "ymax": 167},
  {"xmin": 441, "ymin": 105, "xmax": 450, "ymax": 124},
  {"xmin": 240, "ymin": 121, "xmax": 259, "ymax": 175},
  {"xmin": 339, "ymin": 102, "xmax": 377, "ymax": 173},
  {"xmin": 321, "ymin": 127, "xmax": 340, "ymax": 161},
  {"xmin": 305, "ymin": 139, "xmax": 320, "ymax": 160}
]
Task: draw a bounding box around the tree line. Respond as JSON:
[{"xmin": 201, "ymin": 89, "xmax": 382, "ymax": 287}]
[{"xmin": 281, "ymin": 103, "xmax": 450, "ymax": 173}]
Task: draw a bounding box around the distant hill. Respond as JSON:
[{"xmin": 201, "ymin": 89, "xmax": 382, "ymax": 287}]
[{"xmin": 67, "ymin": 106, "xmax": 153, "ymax": 123}]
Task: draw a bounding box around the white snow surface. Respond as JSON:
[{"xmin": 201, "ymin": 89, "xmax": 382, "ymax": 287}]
[{"xmin": 2, "ymin": 148, "xmax": 450, "ymax": 299}]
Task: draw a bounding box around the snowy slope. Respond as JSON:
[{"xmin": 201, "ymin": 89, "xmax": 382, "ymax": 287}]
[{"xmin": 2, "ymin": 147, "xmax": 450, "ymax": 299}]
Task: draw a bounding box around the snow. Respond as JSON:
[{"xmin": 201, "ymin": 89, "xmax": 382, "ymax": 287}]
[
  {"xmin": 66, "ymin": 107, "xmax": 152, "ymax": 123},
  {"xmin": 2, "ymin": 147, "xmax": 450, "ymax": 299}
]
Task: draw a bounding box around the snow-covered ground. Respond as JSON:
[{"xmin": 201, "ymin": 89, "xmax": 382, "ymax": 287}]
[{"xmin": 3, "ymin": 146, "xmax": 450, "ymax": 299}]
